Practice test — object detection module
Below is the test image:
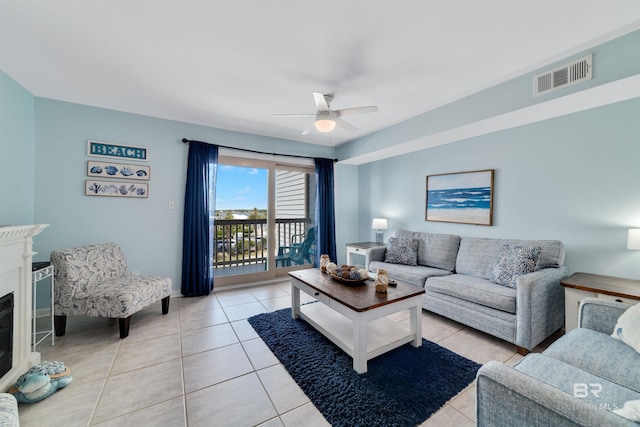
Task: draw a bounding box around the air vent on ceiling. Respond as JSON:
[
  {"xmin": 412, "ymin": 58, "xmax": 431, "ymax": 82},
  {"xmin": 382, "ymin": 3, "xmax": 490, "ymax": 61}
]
[{"xmin": 533, "ymin": 54, "xmax": 592, "ymax": 97}]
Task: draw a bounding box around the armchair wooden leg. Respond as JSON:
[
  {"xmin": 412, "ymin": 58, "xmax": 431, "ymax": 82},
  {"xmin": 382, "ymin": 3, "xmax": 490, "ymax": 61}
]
[
  {"xmin": 119, "ymin": 316, "xmax": 132, "ymax": 338},
  {"xmin": 516, "ymin": 345, "xmax": 530, "ymax": 356},
  {"xmin": 54, "ymin": 315, "xmax": 67, "ymax": 337},
  {"xmin": 162, "ymin": 296, "xmax": 170, "ymax": 315}
]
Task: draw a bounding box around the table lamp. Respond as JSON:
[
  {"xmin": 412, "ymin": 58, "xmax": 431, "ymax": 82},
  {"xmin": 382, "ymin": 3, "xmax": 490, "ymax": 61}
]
[{"xmin": 372, "ymin": 218, "xmax": 388, "ymax": 245}]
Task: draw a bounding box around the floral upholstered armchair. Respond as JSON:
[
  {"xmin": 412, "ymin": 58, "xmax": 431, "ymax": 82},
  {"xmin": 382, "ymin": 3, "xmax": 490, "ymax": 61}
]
[{"xmin": 50, "ymin": 243, "xmax": 172, "ymax": 338}]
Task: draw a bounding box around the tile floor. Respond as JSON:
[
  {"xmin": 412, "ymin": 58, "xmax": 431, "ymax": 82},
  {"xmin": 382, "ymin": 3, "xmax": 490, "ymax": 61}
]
[{"xmin": 20, "ymin": 279, "xmax": 561, "ymax": 426}]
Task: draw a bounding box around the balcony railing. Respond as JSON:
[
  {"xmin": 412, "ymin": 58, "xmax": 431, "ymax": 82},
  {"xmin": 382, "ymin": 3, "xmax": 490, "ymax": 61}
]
[{"xmin": 213, "ymin": 218, "xmax": 311, "ymax": 273}]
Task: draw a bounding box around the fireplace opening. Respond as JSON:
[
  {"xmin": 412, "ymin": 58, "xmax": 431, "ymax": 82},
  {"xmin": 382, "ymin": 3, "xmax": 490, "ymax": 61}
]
[{"xmin": 0, "ymin": 293, "xmax": 13, "ymax": 378}]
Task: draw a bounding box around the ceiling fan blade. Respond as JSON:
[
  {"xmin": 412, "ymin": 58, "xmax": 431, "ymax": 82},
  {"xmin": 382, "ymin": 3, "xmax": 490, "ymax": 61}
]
[
  {"xmin": 312, "ymin": 92, "xmax": 330, "ymax": 112},
  {"xmin": 272, "ymin": 113, "xmax": 316, "ymax": 117},
  {"xmin": 301, "ymin": 121, "xmax": 316, "ymax": 135},
  {"xmin": 335, "ymin": 118, "xmax": 357, "ymax": 133},
  {"xmin": 334, "ymin": 106, "xmax": 379, "ymax": 118}
]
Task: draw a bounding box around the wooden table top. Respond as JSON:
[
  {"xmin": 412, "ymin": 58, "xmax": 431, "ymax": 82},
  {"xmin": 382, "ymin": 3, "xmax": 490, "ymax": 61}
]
[
  {"xmin": 289, "ymin": 268, "xmax": 425, "ymax": 312},
  {"xmin": 561, "ymin": 272, "xmax": 640, "ymax": 300}
]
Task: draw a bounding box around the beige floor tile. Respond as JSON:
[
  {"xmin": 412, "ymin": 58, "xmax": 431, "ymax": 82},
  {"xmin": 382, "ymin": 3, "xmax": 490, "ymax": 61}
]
[
  {"xmin": 448, "ymin": 383, "xmax": 477, "ymax": 421},
  {"xmin": 243, "ymin": 337, "xmax": 280, "ymax": 370},
  {"xmin": 40, "ymin": 341, "xmax": 119, "ymax": 386},
  {"xmin": 261, "ymin": 295, "xmax": 292, "ymax": 312},
  {"xmin": 419, "ymin": 405, "xmax": 475, "ymax": 427},
  {"xmin": 18, "ymin": 378, "xmax": 105, "ymax": 427},
  {"xmin": 93, "ymin": 396, "xmax": 186, "ymax": 427},
  {"xmin": 257, "ymin": 364, "xmax": 309, "ymax": 414},
  {"xmin": 179, "ymin": 306, "xmax": 228, "ymax": 331},
  {"xmin": 279, "ymin": 402, "xmax": 330, "ymax": 427},
  {"xmin": 231, "ymin": 318, "xmax": 260, "ymax": 341},
  {"xmin": 177, "ymin": 294, "xmax": 221, "ymax": 312},
  {"xmin": 258, "ymin": 417, "xmax": 285, "ymax": 427},
  {"xmin": 124, "ymin": 310, "xmax": 180, "ymax": 343},
  {"xmin": 249, "ymin": 284, "xmax": 290, "ymax": 300},
  {"xmin": 111, "ymin": 333, "xmax": 182, "ymax": 375},
  {"xmin": 223, "ymin": 301, "xmax": 269, "ymax": 321},
  {"xmin": 181, "ymin": 322, "xmax": 238, "ymax": 356},
  {"xmin": 186, "ymin": 373, "xmax": 277, "ymax": 427},
  {"xmin": 183, "ymin": 343, "xmax": 254, "ymax": 393},
  {"xmin": 92, "ymin": 359, "xmax": 184, "ymax": 424},
  {"xmin": 439, "ymin": 327, "xmax": 516, "ymax": 364},
  {"xmin": 215, "ymin": 290, "xmax": 259, "ymax": 307}
]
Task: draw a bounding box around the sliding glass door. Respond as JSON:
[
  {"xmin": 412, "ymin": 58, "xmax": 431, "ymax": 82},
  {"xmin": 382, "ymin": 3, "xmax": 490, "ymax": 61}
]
[{"xmin": 213, "ymin": 156, "xmax": 315, "ymax": 286}]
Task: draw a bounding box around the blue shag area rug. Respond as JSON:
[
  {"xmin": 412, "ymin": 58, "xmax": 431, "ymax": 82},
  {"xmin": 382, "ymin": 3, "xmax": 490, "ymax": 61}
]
[{"xmin": 248, "ymin": 308, "xmax": 481, "ymax": 427}]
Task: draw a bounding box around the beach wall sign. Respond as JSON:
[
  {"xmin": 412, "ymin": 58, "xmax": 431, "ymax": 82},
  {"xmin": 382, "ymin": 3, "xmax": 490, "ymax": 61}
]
[
  {"xmin": 426, "ymin": 169, "xmax": 494, "ymax": 226},
  {"xmin": 87, "ymin": 140, "xmax": 148, "ymax": 161}
]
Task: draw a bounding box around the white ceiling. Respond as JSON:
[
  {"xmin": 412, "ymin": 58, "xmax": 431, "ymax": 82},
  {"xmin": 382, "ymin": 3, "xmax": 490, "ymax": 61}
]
[{"xmin": 2, "ymin": 1, "xmax": 640, "ymax": 148}]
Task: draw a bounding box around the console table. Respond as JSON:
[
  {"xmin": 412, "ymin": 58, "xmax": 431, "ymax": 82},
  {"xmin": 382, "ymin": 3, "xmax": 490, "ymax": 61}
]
[{"xmin": 561, "ymin": 272, "xmax": 640, "ymax": 331}]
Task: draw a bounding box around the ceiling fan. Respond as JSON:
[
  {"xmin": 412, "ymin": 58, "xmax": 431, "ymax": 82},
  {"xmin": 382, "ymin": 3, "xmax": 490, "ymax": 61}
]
[{"xmin": 273, "ymin": 92, "xmax": 379, "ymax": 135}]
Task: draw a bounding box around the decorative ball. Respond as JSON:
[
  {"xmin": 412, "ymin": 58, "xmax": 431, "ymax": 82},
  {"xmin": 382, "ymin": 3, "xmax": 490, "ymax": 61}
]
[{"xmin": 358, "ymin": 269, "xmax": 369, "ymax": 280}]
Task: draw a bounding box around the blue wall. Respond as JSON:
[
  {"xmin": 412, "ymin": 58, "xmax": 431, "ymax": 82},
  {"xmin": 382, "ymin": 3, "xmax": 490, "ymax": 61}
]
[
  {"xmin": 0, "ymin": 70, "xmax": 35, "ymax": 225},
  {"xmin": 336, "ymin": 28, "xmax": 640, "ymax": 280},
  {"xmin": 32, "ymin": 98, "xmax": 334, "ymax": 293},
  {"xmin": 355, "ymin": 97, "xmax": 640, "ymax": 279}
]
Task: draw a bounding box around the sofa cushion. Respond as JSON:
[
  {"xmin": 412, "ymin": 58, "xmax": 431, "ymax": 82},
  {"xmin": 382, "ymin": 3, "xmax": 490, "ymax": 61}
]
[
  {"xmin": 515, "ymin": 354, "xmax": 640, "ymax": 414},
  {"xmin": 426, "ymin": 274, "xmax": 517, "ymax": 313},
  {"xmin": 544, "ymin": 328, "xmax": 640, "ymax": 393},
  {"xmin": 456, "ymin": 238, "xmax": 564, "ymax": 279},
  {"xmin": 416, "ymin": 233, "xmax": 460, "ymax": 272},
  {"xmin": 612, "ymin": 303, "xmax": 640, "ymax": 354},
  {"xmin": 384, "ymin": 237, "xmax": 418, "ymax": 266},
  {"xmin": 490, "ymin": 244, "xmax": 541, "ymax": 288},
  {"xmin": 368, "ymin": 261, "xmax": 451, "ymax": 287}
]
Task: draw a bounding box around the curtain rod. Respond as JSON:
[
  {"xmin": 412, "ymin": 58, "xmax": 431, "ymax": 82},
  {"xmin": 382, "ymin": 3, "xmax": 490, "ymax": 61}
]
[{"xmin": 181, "ymin": 138, "xmax": 338, "ymax": 162}]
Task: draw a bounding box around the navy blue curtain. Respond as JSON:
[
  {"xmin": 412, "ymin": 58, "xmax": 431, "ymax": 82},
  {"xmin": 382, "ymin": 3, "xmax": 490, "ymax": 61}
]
[
  {"xmin": 314, "ymin": 158, "xmax": 337, "ymax": 266},
  {"xmin": 181, "ymin": 142, "xmax": 218, "ymax": 296}
]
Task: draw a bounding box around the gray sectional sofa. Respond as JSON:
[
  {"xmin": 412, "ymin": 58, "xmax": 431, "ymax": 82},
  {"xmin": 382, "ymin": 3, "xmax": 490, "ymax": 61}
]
[
  {"xmin": 368, "ymin": 229, "xmax": 569, "ymax": 353},
  {"xmin": 476, "ymin": 298, "xmax": 640, "ymax": 426}
]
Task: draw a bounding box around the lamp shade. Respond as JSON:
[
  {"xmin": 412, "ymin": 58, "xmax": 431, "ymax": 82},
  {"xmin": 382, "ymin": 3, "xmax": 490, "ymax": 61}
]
[
  {"xmin": 628, "ymin": 229, "xmax": 640, "ymax": 250},
  {"xmin": 371, "ymin": 218, "xmax": 388, "ymax": 230},
  {"xmin": 314, "ymin": 119, "xmax": 336, "ymax": 133}
]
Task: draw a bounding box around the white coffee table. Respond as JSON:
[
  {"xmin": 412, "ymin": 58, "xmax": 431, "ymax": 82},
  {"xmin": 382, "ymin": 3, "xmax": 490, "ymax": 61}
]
[{"xmin": 289, "ymin": 268, "xmax": 425, "ymax": 373}]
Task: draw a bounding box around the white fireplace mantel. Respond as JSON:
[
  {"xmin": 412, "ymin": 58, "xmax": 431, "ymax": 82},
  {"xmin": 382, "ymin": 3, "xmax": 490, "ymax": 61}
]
[{"xmin": 0, "ymin": 224, "xmax": 49, "ymax": 391}]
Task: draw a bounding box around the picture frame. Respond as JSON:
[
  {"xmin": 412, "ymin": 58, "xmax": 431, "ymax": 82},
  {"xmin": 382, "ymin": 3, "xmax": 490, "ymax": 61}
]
[
  {"xmin": 87, "ymin": 160, "xmax": 150, "ymax": 181},
  {"xmin": 87, "ymin": 140, "xmax": 148, "ymax": 161},
  {"xmin": 426, "ymin": 169, "xmax": 494, "ymax": 226},
  {"xmin": 85, "ymin": 180, "xmax": 149, "ymax": 198}
]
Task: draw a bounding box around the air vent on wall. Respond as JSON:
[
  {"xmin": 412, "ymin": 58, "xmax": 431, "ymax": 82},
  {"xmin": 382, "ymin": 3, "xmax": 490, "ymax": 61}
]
[{"xmin": 533, "ymin": 54, "xmax": 592, "ymax": 96}]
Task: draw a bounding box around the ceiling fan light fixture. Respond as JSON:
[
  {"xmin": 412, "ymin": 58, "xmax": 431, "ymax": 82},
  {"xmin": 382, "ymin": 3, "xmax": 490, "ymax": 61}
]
[{"xmin": 314, "ymin": 118, "xmax": 336, "ymax": 133}]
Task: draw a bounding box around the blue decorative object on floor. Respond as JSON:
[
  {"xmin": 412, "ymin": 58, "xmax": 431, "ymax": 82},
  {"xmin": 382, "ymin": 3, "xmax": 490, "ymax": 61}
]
[
  {"xmin": 248, "ymin": 308, "xmax": 481, "ymax": 427},
  {"xmin": 9, "ymin": 361, "xmax": 72, "ymax": 403}
]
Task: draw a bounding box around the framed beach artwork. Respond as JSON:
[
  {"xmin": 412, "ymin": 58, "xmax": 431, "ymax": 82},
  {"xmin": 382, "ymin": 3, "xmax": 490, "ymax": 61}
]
[
  {"xmin": 87, "ymin": 160, "xmax": 150, "ymax": 181},
  {"xmin": 85, "ymin": 180, "xmax": 149, "ymax": 198},
  {"xmin": 426, "ymin": 169, "xmax": 494, "ymax": 226}
]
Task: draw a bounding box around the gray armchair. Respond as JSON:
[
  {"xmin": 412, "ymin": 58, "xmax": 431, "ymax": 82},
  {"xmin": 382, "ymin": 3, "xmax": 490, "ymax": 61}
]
[
  {"xmin": 477, "ymin": 298, "xmax": 638, "ymax": 426},
  {"xmin": 50, "ymin": 243, "xmax": 172, "ymax": 338}
]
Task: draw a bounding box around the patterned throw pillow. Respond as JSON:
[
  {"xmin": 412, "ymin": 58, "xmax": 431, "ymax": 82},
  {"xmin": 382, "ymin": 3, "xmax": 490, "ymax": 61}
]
[
  {"xmin": 490, "ymin": 245, "xmax": 541, "ymax": 288},
  {"xmin": 384, "ymin": 237, "xmax": 418, "ymax": 266}
]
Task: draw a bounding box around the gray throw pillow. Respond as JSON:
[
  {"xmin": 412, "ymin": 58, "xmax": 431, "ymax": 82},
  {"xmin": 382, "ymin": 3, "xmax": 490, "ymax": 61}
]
[
  {"xmin": 490, "ymin": 244, "xmax": 541, "ymax": 288},
  {"xmin": 384, "ymin": 237, "xmax": 418, "ymax": 266}
]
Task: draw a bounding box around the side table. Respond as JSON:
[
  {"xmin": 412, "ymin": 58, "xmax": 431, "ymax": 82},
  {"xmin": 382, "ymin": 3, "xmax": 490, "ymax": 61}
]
[
  {"xmin": 32, "ymin": 261, "xmax": 55, "ymax": 351},
  {"xmin": 346, "ymin": 242, "xmax": 386, "ymax": 268},
  {"xmin": 561, "ymin": 272, "xmax": 640, "ymax": 332}
]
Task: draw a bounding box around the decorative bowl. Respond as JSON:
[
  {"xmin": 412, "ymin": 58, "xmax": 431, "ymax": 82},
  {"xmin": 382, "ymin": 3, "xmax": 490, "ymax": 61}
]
[{"xmin": 328, "ymin": 273, "xmax": 368, "ymax": 286}]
